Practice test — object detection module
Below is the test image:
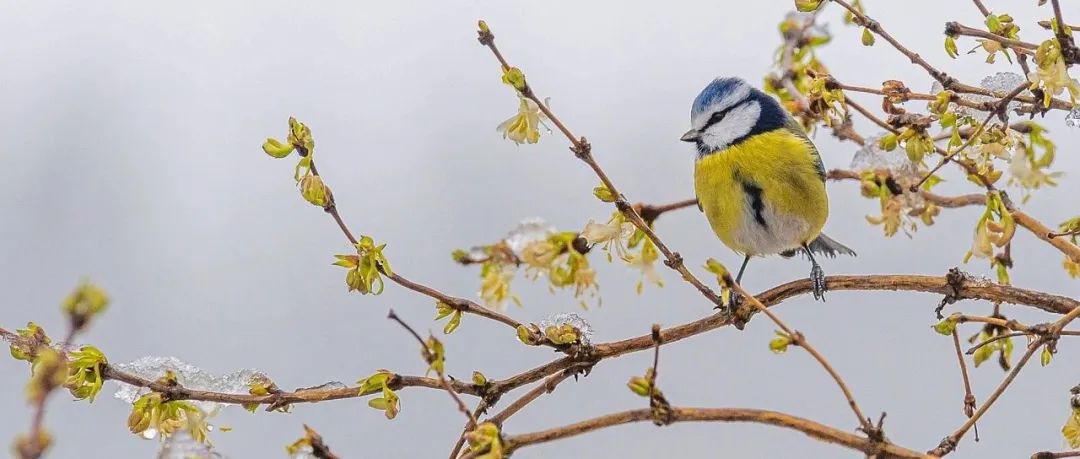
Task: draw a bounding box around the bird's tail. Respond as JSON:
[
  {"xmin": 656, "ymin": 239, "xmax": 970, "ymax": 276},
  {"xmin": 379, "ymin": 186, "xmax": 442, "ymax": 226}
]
[{"xmin": 780, "ymin": 233, "xmax": 856, "ymax": 258}]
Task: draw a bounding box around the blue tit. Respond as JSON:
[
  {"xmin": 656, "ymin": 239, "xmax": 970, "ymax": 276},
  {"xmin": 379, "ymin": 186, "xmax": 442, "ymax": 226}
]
[{"xmin": 680, "ymin": 77, "xmax": 854, "ymax": 301}]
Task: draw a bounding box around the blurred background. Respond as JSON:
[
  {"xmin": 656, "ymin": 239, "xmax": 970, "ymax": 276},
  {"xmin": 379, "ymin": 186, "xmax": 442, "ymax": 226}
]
[{"xmin": 2, "ymin": 1, "xmax": 1080, "ymax": 457}]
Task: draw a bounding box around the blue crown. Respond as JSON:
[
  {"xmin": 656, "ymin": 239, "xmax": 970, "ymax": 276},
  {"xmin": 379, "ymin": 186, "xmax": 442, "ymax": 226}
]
[{"xmin": 691, "ymin": 77, "xmax": 748, "ymax": 117}]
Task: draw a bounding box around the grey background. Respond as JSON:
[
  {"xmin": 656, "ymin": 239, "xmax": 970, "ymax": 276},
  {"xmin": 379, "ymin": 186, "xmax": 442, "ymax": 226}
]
[{"xmin": 3, "ymin": 1, "xmax": 1080, "ymax": 457}]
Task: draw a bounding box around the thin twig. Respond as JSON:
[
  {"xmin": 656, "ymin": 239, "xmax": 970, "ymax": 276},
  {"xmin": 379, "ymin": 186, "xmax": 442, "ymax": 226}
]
[
  {"xmin": 930, "ymin": 337, "xmax": 1046, "ymax": 456},
  {"xmin": 964, "ymin": 331, "xmax": 1029, "ymax": 355},
  {"xmin": 951, "ymin": 330, "xmax": 979, "ymax": 441},
  {"xmin": 1032, "ymin": 450, "xmax": 1080, "ymax": 459},
  {"xmin": 728, "ymin": 282, "xmax": 873, "ymax": 433},
  {"xmin": 488, "ymin": 369, "xmax": 576, "ymax": 426},
  {"xmin": 948, "ymin": 22, "xmax": 1038, "ymax": 52},
  {"xmin": 478, "ymin": 26, "xmax": 727, "ymax": 311},
  {"xmin": 501, "ymin": 407, "xmax": 930, "ymax": 458},
  {"xmin": 387, "ymin": 309, "xmax": 478, "ymax": 426},
  {"xmin": 915, "ymin": 82, "xmax": 1029, "ymax": 189},
  {"xmin": 306, "ymin": 159, "xmax": 532, "ymax": 339}
]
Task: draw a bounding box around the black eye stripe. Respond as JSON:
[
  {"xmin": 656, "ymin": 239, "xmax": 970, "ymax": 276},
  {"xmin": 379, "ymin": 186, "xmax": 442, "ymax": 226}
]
[{"xmin": 703, "ymin": 100, "xmax": 747, "ymax": 129}]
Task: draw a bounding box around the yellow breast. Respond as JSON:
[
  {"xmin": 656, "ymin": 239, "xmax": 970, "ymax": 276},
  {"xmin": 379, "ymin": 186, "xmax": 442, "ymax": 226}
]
[{"xmin": 693, "ymin": 128, "xmax": 829, "ymax": 255}]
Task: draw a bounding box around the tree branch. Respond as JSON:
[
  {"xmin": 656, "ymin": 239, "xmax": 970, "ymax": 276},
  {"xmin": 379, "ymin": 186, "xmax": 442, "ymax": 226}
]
[{"xmin": 501, "ymin": 407, "xmax": 931, "ymax": 458}]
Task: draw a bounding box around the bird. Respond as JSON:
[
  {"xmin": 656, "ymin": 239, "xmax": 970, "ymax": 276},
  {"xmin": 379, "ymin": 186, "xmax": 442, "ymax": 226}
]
[{"xmin": 680, "ymin": 76, "xmax": 855, "ymax": 302}]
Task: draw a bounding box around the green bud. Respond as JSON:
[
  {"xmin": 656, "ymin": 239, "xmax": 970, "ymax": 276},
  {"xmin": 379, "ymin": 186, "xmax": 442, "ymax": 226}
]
[
  {"xmin": 1042, "ymin": 345, "xmax": 1053, "ymax": 366},
  {"xmin": 472, "ymin": 371, "xmax": 488, "ymax": 386},
  {"xmin": 932, "ymin": 316, "xmax": 958, "ymax": 335},
  {"xmin": 769, "ymin": 331, "xmax": 793, "ymax": 354},
  {"xmin": 861, "ymin": 28, "xmax": 875, "ymax": 46},
  {"xmin": 516, "ymin": 324, "xmax": 539, "ymax": 345},
  {"xmin": 593, "ymin": 185, "xmax": 616, "ymax": 203},
  {"xmin": 945, "ymin": 36, "xmax": 959, "ymax": 59},
  {"xmin": 501, "ymin": 67, "xmax": 527, "ymax": 92},
  {"xmin": 627, "ymin": 376, "xmax": 652, "ymax": 397},
  {"xmin": 299, "ymin": 175, "xmax": 330, "ymax": 207},
  {"xmin": 262, "ymin": 138, "xmax": 295, "ymax": 158},
  {"xmin": 794, "ymin": 0, "xmax": 823, "ymax": 12}
]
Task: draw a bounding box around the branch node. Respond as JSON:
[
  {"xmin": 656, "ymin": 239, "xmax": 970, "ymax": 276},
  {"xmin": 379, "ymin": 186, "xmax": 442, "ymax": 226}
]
[
  {"xmin": 662, "ymin": 252, "xmax": 684, "ymax": 270},
  {"xmin": 936, "ymin": 268, "xmax": 968, "ymax": 319},
  {"xmin": 929, "ymin": 436, "xmax": 958, "ymax": 457},
  {"xmin": 570, "ymin": 137, "xmax": 592, "ymax": 160}
]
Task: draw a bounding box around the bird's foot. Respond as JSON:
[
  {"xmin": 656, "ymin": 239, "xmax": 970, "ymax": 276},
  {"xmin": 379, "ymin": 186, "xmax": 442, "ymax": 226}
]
[
  {"xmin": 726, "ymin": 290, "xmax": 743, "ymax": 310},
  {"xmin": 718, "ymin": 290, "xmax": 750, "ymax": 330},
  {"xmin": 810, "ymin": 264, "xmax": 827, "ymax": 301}
]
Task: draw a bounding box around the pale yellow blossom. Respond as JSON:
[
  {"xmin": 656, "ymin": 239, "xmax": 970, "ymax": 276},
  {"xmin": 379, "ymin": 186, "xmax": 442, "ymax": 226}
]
[{"xmin": 496, "ymin": 96, "xmax": 551, "ymax": 145}]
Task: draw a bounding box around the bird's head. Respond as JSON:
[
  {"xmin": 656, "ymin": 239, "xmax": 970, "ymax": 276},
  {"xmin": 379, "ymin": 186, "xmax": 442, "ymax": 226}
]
[{"xmin": 681, "ymin": 77, "xmax": 785, "ymax": 155}]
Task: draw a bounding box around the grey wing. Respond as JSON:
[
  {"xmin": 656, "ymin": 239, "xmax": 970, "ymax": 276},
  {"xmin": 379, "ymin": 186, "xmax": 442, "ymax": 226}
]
[{"xmin": 783, "ymin": 116, "xmax": 826, "ymax": 182}]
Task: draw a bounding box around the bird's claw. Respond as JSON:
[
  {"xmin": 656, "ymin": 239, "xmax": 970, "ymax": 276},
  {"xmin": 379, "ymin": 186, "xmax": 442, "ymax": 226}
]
[
  {"xmin": 726, "ymin": 290, "xmax": 743, "ymax": 309},
  {"xmin": 810, "ymin": 264, "xmax": 827, "ymax": 301}
]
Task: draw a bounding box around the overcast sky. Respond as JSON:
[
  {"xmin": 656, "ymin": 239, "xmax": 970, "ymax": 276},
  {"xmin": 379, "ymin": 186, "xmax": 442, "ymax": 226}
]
[{"xmin": 3, "ymin": 1, "xmax": 1080, "ymax": 458}]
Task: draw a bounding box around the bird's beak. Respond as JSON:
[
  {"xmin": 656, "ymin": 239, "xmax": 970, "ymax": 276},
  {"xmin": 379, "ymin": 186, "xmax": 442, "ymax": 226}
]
[{"xmin": 680, "ymin": 129, "xmax": 700, "ymax": 142}]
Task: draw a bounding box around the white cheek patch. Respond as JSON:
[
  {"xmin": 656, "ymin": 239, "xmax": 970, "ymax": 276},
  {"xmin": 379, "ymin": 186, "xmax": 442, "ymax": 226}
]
[{"xmin": 700, "ymin": 101, "xmax": 761, "ymax": 152}]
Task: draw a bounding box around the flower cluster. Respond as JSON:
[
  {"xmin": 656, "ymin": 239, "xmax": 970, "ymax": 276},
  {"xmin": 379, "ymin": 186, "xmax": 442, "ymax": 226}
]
[
  {"xmin": 333, "ymin": 235, "xmax": 393, "ymax": 295},
  {"xmin": 964, "ymin": 192, "xmax": 1016, "ymax": 284},
  {"xmin": 1029, "ymin": 32, "xmax": 1080, "ymax": 106},
  {"xmin": 262, "ymin": 117, "xmax": 334, "ymax": 208},
  {"xmin": 356, "ymin": 370, "xmax": 400, "ymax": 420},
  {"xmin": 65, "ymin": 346, "xmax": 107, "ymax": 402},
  {"xmin": 126, "ymin": 372, "xmax": 212, "ymax": 444}
]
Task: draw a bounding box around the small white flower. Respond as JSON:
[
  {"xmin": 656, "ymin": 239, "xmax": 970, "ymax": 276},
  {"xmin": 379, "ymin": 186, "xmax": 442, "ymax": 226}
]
[
  {"xmin": 580, "ymin": 215, "xmax": 635, "ymax": 261},
  {"xmin": 496, "ymin": 96, "xmax": 552, "ymax": 145}
]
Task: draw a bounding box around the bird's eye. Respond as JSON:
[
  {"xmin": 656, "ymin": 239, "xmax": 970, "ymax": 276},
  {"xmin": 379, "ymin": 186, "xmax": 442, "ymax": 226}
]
[{"xmin": 707, "ymin": 110, "xmax": 727, "ymax": 126}]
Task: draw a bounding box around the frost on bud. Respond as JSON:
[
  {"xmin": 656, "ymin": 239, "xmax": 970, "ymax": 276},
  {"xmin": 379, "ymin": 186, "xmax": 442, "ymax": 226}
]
[
  {"xmin": 544, "ymin": 324, "xmax": 581, "ymax": 345},
  {"xmin": 501, "ymin": 66, "xmax": 527, "ymax": 92},
  {"xmin": 245, "ymin": 373, "xmax": 283, "ymax": 413},
  {"xmin": 769, "ymin": 331, "xmax": 793, "ymax": 354},
  {"xmin": 299, "ymin": 174, "xmax": 331, "ymax": 208}
]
